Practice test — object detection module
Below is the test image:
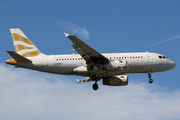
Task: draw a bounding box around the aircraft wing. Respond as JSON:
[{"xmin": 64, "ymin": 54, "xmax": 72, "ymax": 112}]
[{"xmin": 64, "ymin": 33, "xmax": 108, "ymax": 64}]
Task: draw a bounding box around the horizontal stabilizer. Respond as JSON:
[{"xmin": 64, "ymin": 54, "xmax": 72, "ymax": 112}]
[{"xmin": 7, "ymin": 51, "xmax": 31, "ymax": 63}]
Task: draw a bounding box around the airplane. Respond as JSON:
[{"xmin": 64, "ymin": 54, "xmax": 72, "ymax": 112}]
[{"xmin": 6, "ymin": 28, "xmax": 176, "ymax": 91}]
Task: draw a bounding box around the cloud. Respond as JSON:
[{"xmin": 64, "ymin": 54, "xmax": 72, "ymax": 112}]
[
  {"xmin": 149, "ymin": 34, "xmax": 180, "ymax": 46},
  {"xmin": 0, "ymin": 64, "xmax": 180, "ymax": 120},
  {"xmin": 57, "ymin": 21, "xmax": 89, "ymax": 39}
]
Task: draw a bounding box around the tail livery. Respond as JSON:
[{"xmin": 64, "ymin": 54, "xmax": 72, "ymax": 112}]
[
  {"xmin": 6, "ymin": 28, "xmax": 42, "ymax": 65},
  {"xmin": 10, "ymin": 28, "xmax": 41, "ymax": 57}
]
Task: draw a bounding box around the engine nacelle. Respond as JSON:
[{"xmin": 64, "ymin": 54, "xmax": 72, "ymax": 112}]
[
  {"xmin": 100, "ymin": 60, "xmax": 127, "ymax": 71},
  {"xmin": 103, "ymin": 75, "xmax": 128, "ymax": 86},
  {"xmin": 73, "ymin": 66, "xmax": 88, "ymax": 73}
]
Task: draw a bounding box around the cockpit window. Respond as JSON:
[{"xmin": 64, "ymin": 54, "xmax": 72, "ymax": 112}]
[
  {"xmin": 163, "ymin": 56, "xmax": 166, "ymax": 59},
  {"xmin": 159, "ymin": 56, "xmax": 162, "ymax": 59},
  {"xmin": 159, "ymin": 55, "xmax": 166, "ymax": 59}
]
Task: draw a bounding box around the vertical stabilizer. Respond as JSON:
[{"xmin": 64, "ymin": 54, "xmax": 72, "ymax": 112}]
[{"xmin": 10, "ymin": 28, "xmax": 42, "ymax": 57}]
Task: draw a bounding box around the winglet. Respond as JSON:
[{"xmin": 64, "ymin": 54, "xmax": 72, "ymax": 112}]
[
  {"xmin": 64, "ymin": 32, "xmax": 70, "ymax": 38},
  {"xmin": 76, "ymin": 79, "xmax": 80, "ymax": 84}
]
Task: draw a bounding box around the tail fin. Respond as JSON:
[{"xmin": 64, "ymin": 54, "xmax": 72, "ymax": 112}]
[{"xmin": 10, "ymin": 28, "xmax": 42, "ymax": 57}]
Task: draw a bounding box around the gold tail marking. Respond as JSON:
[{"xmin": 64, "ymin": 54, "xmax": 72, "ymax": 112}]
[{"xmin": 10, "ymin": 28, "xmax": 41, "ymax": 57}]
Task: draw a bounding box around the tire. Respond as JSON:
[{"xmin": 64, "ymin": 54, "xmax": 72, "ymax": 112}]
[
  {"xmin": 149, "ymin": 79, "xmax": 153, "ymax": 83},
  {"xmin": 90, "ymin": 73, "xmax": 96, "ymax": 80},
  {"xmin": 92, "ymin": 83, "xmax": 98, "ymax": 91}
]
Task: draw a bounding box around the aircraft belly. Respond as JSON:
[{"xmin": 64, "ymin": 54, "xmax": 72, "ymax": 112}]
[
  {"xmin": 49, "ymin": 65, "xmax": 75, "ymax": 74},
  {"xmin": 95, "ymin": 70, "xmax": 125, "ymax": 77},
  {"xmin": 128, "ymin": 59, "xmax": 147, "ymax": 73}
]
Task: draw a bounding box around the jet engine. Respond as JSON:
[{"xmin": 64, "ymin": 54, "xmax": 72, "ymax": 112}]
[
  {"xmin": 103, "ymin": 75, "xmax": 128, "ymax": 86},
  {"xmin": 73, "ymin": 66, "xmax": 88, "ymax": 73}
]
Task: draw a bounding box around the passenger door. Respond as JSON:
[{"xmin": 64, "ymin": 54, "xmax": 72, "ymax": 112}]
[
  {"xmin": 147, "ymin": 52, "xmax": 153, "ymax": 63},
  {"xmin": 42, "ymin": 56, "xmax": 49, "ymax": 72}
]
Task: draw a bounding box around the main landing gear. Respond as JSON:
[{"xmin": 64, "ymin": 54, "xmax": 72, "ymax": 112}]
[
  {"xmin": 148, "ymin": 71, "xmax": 153, "ymax": 84},
  {"xmin": 90, "ymin": 73, "xmax": 99, "ymax": 91},
  {"xmin": 92, "ymin": 82, "xmax": 98, "ymax": 91},
  {"xmin": 90, "ymin": 73, "xmax": 96, "ymax": 80}
]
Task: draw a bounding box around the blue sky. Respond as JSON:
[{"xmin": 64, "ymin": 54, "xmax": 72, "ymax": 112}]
[{"xmin": 0, "ymin": 1, "xmax": 180, "ymax": 120}]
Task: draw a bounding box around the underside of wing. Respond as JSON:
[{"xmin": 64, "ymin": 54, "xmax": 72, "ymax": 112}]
[{"xmin": 65, "ymin": 33, "xmax": 108, "ymax": 64}]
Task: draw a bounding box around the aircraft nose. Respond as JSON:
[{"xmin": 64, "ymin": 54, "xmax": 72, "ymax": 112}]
[
  {"xmin": 171, "ymin": 61, "xmax": 176, "ymax": 69},
  {"xmin": 169, "ymin": 60, "xmax": 176, "ymax": 69}
]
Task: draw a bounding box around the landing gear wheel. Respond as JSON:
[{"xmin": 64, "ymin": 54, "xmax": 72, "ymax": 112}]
[
  {"xmin": 90, "ymin": 73, "xmax": 96, "ymax": 80},
  {"xmin": 92, "ymin": 83, "xmax": 98, "ymax": 91},
  {"xmin": 148, "ymin": 70, "xmax": 153, "ymax": 84},
  {"xmin": 149, "ymin": 79, "xmax": 153, "ymax": 84}
]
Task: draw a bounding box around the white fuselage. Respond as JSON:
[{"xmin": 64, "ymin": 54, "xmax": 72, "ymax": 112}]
[
  {"xmin": 7, "ymin": 28, "xmax": 176, "ymax": 90},
  {"xmin": 17, "ymin": 52, "xmax": 175, "ymax": 77}
]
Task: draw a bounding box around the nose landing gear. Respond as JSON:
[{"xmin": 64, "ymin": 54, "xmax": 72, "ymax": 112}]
[
  {"xmin": 149, "ymin": 78, "xmax": 153, "ymax": 83},
  {"xmin": 148, "ymin": 71, "xmax": 153, "ymax": 84}
]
